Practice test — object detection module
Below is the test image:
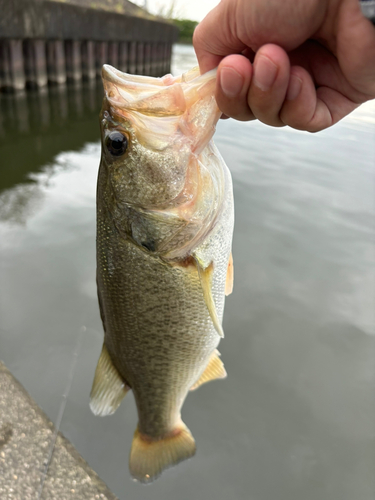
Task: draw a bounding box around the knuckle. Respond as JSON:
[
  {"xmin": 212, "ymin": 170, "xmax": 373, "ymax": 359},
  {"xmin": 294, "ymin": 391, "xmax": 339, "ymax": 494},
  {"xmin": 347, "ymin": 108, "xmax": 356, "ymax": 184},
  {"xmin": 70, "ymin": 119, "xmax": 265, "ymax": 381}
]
[{"xmin": 192, "ymin": 24, "xmax": 203, "ymax": 47}]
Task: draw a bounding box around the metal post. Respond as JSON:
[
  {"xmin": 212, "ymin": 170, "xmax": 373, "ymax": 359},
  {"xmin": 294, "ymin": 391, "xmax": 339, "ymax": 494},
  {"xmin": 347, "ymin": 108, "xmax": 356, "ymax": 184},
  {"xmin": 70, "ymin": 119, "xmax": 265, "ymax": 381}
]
[
  {"xmin": 81, "ymin": 41, "xmax": 96, "ymax": 80},
  {"xmin": 128, "ymin": 42, "xmax": 137, "ymax": 74},
  {"xmin": 46, "ymin": 40, "xmax": 67, "ymax": 85},
  {"xmin": 108, "ymin": 42, "xmax": 119, "ymax": 68},
  {"xmin": 0, "ymin": 39, "xmax": 26, "ymax": 91},
  {"xmin": 119, "ymin": 42, "xmax": 128, "ymax": 73},
  {"xmin": 65, "ymin": 40, "xmax": 82, "ymax": 83},
  {"xmin": 150, "ymin": 43, "xmax": 158, "ymax": 76},
  {"xmin": 95, "ymin": 42, "xmax": 108, "ymax": 77},
  {"xmin": 157, "ymin": 42, "xmax": 164, "ymax": 76},
  {"xmin": 136, "ymin": 42, "xmax": 144, "ymax": 75},
  {"xmin": 23, "ymin": 39, "xmax": 48, "ymax": 89},
  {"xmin": 144, "ymin": 42, "xmax": 151, "ymax": 76},
  {"xmin": 165, "ymin": 43, "xmax": 172, "ymax": 74}
]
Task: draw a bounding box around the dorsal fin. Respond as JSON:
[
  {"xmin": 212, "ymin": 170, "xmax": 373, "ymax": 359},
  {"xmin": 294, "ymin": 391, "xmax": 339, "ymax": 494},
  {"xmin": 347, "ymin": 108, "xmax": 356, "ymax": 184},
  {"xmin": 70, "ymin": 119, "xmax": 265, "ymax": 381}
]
[{"xmin": 190, "ymin": 350, "xmax": 227, "ymax": 391}]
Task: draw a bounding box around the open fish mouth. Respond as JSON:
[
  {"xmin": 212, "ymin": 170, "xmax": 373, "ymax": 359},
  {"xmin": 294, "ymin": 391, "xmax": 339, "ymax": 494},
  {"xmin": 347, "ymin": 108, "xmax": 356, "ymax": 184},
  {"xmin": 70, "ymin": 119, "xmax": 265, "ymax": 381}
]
[{"xmin": 101, "ymin": 64, "xmax": 219, "ymax": 126}]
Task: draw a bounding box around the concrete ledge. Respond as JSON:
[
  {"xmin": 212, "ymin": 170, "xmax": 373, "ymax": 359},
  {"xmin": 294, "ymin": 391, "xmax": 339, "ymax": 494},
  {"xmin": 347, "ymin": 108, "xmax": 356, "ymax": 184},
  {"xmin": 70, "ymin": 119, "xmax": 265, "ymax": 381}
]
[
  {"xmin": 0, "ymin": 361, "xmax": 118, "ymax": 500},
  {"xmin": 0, "ymin": 0, "xmax": 178, "ymax": 42}
]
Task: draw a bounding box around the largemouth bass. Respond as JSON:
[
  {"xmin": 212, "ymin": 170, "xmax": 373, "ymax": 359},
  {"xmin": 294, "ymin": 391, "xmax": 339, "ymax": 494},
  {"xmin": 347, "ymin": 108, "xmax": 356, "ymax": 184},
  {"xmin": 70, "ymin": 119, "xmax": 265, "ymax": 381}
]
[{"xmin": 90, "ymin": 64, "xmax": 234, "ymax": 483}]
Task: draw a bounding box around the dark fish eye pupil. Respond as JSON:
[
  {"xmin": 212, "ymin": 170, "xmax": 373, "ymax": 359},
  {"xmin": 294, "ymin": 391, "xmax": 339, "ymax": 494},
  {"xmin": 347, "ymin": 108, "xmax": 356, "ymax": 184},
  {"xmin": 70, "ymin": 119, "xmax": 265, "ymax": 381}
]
[{"xmin": 106, "ymin": 132, "xmax": 128, "ymax": 156}]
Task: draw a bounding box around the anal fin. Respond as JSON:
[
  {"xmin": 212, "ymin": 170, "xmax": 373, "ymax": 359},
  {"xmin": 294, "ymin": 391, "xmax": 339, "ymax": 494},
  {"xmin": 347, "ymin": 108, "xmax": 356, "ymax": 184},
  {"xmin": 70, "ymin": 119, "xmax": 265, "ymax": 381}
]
[
  {"xmin": 90, "ymin": 343, "xmax": 129, "ymax": 416},
  {"xmin": 190, "ymin": 349, "xmax": 227, "ymax": 391},
  {"xmin": 195, "ymin": 259, "xmax": 224, "ymax": 338}
]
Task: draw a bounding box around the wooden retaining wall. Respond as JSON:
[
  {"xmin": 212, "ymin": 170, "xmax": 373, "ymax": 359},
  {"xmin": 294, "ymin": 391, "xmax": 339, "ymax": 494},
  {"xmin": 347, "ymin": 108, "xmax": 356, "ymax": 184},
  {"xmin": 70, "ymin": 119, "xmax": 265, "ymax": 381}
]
[{"xmin": 0, "ymin": 0, "xmax": 178, "ymax": 92}]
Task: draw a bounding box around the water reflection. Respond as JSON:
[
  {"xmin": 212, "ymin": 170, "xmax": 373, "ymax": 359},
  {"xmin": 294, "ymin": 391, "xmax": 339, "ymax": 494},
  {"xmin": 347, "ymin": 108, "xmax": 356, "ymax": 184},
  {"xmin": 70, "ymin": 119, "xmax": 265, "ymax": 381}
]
[
  {"xmin": 0, "ymin": 183, "xmax": 44, "ymax": 225},
  {"xmin": 0, "ymin": 81, "xmax": 103, "ymax": 225},
  {"xmin": 0, "ymin": 82, "xmax": 103, "ymax": 194}
]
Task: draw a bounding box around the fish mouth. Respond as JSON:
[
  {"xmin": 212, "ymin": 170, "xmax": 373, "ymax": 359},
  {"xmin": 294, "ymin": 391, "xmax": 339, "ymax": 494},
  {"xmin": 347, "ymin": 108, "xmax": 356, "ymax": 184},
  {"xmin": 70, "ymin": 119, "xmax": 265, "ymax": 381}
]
[
  {"xmin": 101, "ymin": 64, "xmax": 117, "ymax": 82},
  {"xmin": 101, "ymin": 64, "xmax": 220, "ymax": 139},
  {"xmin": 101, "ymin": 64, "xmax": 217, "ymax": 88},
  {"xmin": 101, "ymin": 64, "xmax": 187, "ymax": 116},
  {"xmin": 102, "ymin": 64, "xmax": 169, "ymax": 88},
  {"xmin": 101, "ymin": 64, "xmax": 218, "ymax": 106}
]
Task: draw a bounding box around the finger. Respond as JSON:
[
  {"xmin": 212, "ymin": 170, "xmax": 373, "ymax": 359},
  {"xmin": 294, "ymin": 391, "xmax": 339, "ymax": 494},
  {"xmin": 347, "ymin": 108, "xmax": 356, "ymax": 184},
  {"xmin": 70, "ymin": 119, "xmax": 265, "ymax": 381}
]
[
  {"xmin": 193, "ymin": 2, "xmax": 247, "ymax": 73},
  {"xmin": 248, "ymin": 44, "xmax": 290, "ymax": 127},
  {"xmin": 337, "ymin": 0, "xmax": 375, "ymax": 96},
  {"xmin": 289, "ymin": 40, "xmax": 370, "ymax": 104},
  {"xmin": 216, "ymin": 55, "xmax": 255, "ymax": 121},
  {"xmin": 279, "ymin": 66, "xmax": 359, "ymax": 132}
]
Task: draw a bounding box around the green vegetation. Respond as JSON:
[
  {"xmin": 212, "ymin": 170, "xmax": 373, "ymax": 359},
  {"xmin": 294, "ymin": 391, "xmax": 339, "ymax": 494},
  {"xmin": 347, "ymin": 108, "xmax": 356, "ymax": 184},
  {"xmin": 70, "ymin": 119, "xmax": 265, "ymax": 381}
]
[{"xmin": 172, "ymin": 19, "xmax": 198, "ymax": 44}]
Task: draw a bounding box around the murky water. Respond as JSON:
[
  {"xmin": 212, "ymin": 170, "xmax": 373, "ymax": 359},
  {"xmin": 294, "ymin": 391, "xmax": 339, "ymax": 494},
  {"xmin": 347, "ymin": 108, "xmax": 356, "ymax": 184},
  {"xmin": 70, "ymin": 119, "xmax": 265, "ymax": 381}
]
[{"xmin": 0, "ymin": 44, "xmax": 374, "ymax": 500}]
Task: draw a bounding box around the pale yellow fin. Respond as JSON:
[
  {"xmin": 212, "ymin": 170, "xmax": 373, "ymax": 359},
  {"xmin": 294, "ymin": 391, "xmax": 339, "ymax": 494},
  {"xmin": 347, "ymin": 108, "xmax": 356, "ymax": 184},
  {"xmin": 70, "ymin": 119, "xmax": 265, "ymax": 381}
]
[
  {"xmin": 195, "ymin": 260, "xmax": 224, "ymax": 338},
  {"xmin": 129, "ymin": 422, "xmax": 196, "ymax": 483},
  {"xmin": 90, "ymin": 343, "xmax": 129, "ymax": 416},
  {"xmin": 225, "ymin": 252, "xmax": 234, "ymax": 296},
  {"xmin": 190, "ymin": 349, "xmax": 227, "ymax": 391}
]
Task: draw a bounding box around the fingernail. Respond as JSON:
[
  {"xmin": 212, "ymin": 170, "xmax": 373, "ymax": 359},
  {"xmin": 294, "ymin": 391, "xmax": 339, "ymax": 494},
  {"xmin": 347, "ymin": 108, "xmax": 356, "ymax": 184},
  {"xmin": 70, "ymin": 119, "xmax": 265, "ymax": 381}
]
[
  {"xmin": 287, "ymin": 75, "xmax": 302, "ymax": 101},
  {"xmin": 220, "ymin": 67, "xmax": 244, "ymax": 98},
  {"xmin": 253, "ymin": 55, "xmax": 277, "ymax": 91}
]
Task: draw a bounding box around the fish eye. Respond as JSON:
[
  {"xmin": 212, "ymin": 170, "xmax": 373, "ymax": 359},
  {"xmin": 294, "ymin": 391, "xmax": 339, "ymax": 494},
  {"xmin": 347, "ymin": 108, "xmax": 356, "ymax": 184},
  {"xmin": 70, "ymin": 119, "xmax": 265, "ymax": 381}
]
[{"xmin": 106, "ymin": 131, "xmax": 128, "ymax": 156}]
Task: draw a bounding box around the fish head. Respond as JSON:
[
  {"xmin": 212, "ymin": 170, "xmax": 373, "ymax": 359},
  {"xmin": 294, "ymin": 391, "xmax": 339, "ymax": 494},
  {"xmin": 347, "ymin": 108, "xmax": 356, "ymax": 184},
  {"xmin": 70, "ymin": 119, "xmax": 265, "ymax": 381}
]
[{"xmin": 99, "ymin": 65, "xmax": 221, "ymax": 211}]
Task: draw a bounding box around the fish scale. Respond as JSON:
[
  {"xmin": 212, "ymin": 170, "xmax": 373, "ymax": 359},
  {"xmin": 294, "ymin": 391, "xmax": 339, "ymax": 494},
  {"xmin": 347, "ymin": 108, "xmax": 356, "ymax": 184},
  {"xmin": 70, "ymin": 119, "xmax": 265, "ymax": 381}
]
[{"xmin": 90, "ymin": 65, "xmax": 234, "ymax": 483}]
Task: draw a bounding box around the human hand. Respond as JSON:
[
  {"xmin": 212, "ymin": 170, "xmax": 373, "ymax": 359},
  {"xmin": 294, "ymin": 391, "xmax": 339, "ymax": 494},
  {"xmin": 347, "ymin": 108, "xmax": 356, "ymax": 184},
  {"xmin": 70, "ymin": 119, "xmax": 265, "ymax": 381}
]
[{"xmin": 193, "ymin": 0, "xmax": 375, "ymax": 131}]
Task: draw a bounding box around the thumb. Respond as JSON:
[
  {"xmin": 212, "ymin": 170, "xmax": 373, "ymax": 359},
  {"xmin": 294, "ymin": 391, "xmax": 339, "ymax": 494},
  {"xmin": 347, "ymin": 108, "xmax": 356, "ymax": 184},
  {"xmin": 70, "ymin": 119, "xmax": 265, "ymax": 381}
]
[{"xmin": 193, "ymin": 2, "xmax": 247, "ymax": 73}]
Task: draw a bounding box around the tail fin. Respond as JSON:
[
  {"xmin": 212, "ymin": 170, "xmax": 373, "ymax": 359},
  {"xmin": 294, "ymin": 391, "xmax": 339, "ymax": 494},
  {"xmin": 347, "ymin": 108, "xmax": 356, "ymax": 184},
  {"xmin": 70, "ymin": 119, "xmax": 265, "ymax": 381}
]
[{"xmin": 129, "ymin": 422, "xmax": 196, "ymax": 483}]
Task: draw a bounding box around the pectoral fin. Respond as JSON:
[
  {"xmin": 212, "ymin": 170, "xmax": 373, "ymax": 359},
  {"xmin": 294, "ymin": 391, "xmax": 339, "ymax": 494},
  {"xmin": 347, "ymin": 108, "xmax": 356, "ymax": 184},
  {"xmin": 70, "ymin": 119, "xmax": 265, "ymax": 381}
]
[
  {"xmin": 195, "ymin": 258, "xmax": 224, "ymax": 338},
  {"xmin": 90, "ymin": 343, "xmax": 129, "ymax": 416},
  {"xmin": 225, "ymin": 252, "xmax": 234, "ymax": 296},
  {"xmin": 190, "ymin": 350, "xmax": 227, "ymax": 391}
]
